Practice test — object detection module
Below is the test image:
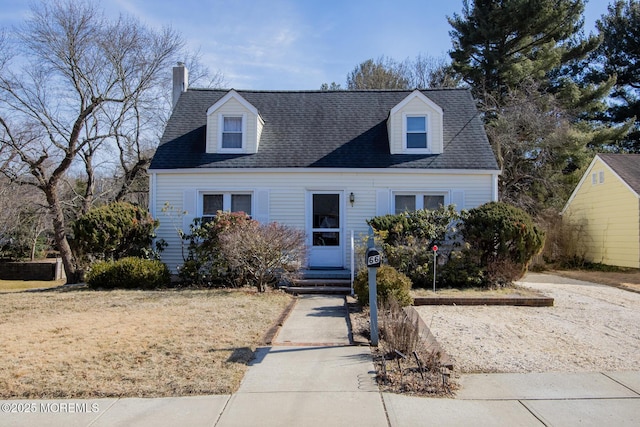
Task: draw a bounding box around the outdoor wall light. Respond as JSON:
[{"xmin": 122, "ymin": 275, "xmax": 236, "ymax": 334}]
[{"xmin": 349, "ymin": 192, "xmax": 355, "ymax": 206}]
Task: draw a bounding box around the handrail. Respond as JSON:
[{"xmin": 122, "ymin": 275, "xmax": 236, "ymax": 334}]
[{"xmin": 350, "ymin": 229, "xmax": 355, "ymax": 296}]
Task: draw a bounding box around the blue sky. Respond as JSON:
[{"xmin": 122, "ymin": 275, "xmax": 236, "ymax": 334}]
[{"xmin": 1, "ymin": 0, "xmax": 613, "ymax": 90}]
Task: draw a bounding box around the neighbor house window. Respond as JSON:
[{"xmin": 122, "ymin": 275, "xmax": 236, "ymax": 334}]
[
  {"xmin": 221, "ymin": 116, "xmax": 243, "ymax": 149},
  {"xmin": 405, "ymin": 115, "xmax": 427, "ymax": 149},
  {"xmin": 202, "ymin": 193, "xmax": 252, "ymax": 222},
  {"xmin": 591, "ymin": 171, "xmax": 605, "ymax": 185},
  {"xmin": 394, "ymin": 193, "xmax": 444, "ymax": 214}
]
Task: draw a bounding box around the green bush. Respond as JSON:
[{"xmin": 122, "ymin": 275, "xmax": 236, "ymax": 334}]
[
  {"xmin": 461, "ymin": 201, "xmax": 545, "ymax": 286},
  {"xmin": 368, "ymin": 205, "xmax": 463, "ymax": 287},
  {"xmin": 368, "ymin": 205, "xmax": 462, "ymax": 247},
  {"xmin": 86, "ymin": 257, "xmax": 171, "ymax": 289},
  {"xmin": 437, "ymin": 247, "xmax": 485, "ymax": 288},
  {"xmin": 72, "ymin": 202, "xmax": 160, "ymax": 261},
  {"xmin": 353, "ymin": 265, "xmax": 413, "ymax": 307}
]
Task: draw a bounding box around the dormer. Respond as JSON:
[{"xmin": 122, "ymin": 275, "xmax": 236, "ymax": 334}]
[
  {"xmin": 206, "ymin": 90, "xmax": 264, "ymax": 154},
  {"xmin": 387, "ymin": 90, "xmax": 444, "ymax": 155}
]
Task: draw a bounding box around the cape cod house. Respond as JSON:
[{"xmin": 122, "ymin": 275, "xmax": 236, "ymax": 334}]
[
  {"xmin": 562, "ymin": 153, "xmax": 640, "ymax": 268},
  {"xmin": 148, "ymin": 64, "xmax": 500, "ymax": 273}
]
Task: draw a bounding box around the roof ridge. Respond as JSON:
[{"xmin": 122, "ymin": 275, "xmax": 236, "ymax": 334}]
[{"xmin": 186, "ymin": 87, "xmax": 470, "ymax": 94}]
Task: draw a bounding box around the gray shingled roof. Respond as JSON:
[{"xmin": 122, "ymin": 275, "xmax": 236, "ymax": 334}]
[
  {"xmin": 599, "ymin": 153, "xmax": 640, "ymax": 196},
  {"xmin": 149, "ymin": 88, "xmax": 499, "ymax": 170}
]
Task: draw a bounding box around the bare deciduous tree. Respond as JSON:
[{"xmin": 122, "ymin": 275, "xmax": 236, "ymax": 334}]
[
  {"xmin": 0, "ymin": 178, "xmax": 51, "ymax": 260},
  {"xmin": 341, "ymin": 54, "xmax": 460, "ymax": 90},
  {"xmin": 485, "ymin": 80, "xmax": 590, "ymax": 213},
  {"xmin": 0, "ymin": 0, "xmax": 185, "ymax": 282}
]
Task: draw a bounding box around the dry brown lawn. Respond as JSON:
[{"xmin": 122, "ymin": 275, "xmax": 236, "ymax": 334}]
[
  {"xmin": 0, "ymin": 279, "xmax": 66, "ymax": 292},
  {"xmin": 0, "ymin": 288, "xmax": 291, "ymax": 399}
]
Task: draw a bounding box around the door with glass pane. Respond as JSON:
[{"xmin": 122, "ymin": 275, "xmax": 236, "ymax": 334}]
[{"xmin": 308, "ymin": 192, "xmax": 343, "ymax": 268}]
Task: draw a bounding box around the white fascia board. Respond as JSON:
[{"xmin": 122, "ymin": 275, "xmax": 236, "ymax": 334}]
[
  {"xmin": 150, "ymin": 167, "xmax": 501, "ymax": 175},
  {"xmin": 560, "ymin": 154, "xmax": 600, "ymax": 216},
  {"xmin": 206, "ymin": 89, "xmax": 260, "ymax": 116},
  {"xmin": 390, "ymin": 90, "xmax": 444, "ymax": 116}
]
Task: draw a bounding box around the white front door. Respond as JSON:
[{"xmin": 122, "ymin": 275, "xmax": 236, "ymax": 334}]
[{"xmin": 308, "ymin": 192, "xmax": 343, "ymax": 268}]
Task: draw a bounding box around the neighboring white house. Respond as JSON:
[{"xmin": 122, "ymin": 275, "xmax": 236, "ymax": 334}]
[{"xmin": 149, "ymin": 64, "xmax": 500, "ymax": 273}]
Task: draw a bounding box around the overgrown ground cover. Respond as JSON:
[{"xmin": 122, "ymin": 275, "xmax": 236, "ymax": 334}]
[{"xmin": 0, "ymin": 288, "xmax": 291, "ymax": 398}]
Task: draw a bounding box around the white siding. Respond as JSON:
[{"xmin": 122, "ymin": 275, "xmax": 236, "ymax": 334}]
[
  {"xmin": 206, "ymin": 97, "xmax": 260, "ymax": 153},
  {"xmin": 388, "ymin": 96, "xmax": 444, "ymax": 154},
  {"xmin": 153, "ymin": 169, "xmax": 495, "ymax": 272}
]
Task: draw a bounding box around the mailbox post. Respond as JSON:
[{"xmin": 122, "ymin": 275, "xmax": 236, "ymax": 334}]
[
  {"xmin": 432, "ymin": 245, "xmax": 438, "ymax": 292},
  {"xmin": 366, "ymin": 240, "xmax": 381, "ymax": 347}
]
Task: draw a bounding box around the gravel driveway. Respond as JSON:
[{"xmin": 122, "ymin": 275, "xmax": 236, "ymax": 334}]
[{"xmin": 414, "ymin": 273, "xmax": 640, "ymax": 373}]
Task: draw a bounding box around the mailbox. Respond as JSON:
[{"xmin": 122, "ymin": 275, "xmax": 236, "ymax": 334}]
[{"xmin": 366, "ymin": 248, "xmax": 381, "ymax": 268}]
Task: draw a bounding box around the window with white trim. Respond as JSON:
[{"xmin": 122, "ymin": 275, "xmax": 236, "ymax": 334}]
[
  {"xmin": 202, "ymin": 193, "xmax": 252, "ymax": 221},
  {"xmin": 221, "ymin": 115, "xmax": 243, "ymax": 150},
  {"xmin": 394, "ymin": 193, "xmax": 445, "ymax": 214},
  {"xmin": 405, "ymin": 115, "xmax": 428, "ymax": 149}
]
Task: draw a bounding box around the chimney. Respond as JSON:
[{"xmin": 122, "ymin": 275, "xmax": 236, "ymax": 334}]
[{"xmin": 172, "ymin": 62, "xmax": 188, "ymax": 109}]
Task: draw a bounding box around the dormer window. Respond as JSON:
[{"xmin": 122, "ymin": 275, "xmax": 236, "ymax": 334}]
[
  {"xmin": 406, "ymin": 115, "xmax": 427, "ymax": 149},
  {"xmin": 206, "ymin": 90, "xmax": 263, "ymax": 154},
  {"xmin": 221, "ymin": 115, "xmax": 244, "ymax": 150},
  {"xmin": 388, "ymin": 90, "xmax": 442, "ymax": 155}
]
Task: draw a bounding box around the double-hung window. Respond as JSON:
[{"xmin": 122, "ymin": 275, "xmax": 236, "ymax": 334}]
[
  {"xmin": 221, "ymin": 116, "xmax": 243, "ymax": 149},
  {"xmin": 202, "ymin": 193, "xmax": 252, "ymax": 222},
  {"xmin": 405, "ymin": 115, "xmax": 427, "ymax": 149},
  {"xmin": 394, "ymin": 193, "xmax": 445, "ymax": 214}
]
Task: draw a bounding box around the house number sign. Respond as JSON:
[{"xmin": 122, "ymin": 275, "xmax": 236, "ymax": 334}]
[{"xmin": 366, "ymin": 248, "xmax": 381, "ymax": 268}]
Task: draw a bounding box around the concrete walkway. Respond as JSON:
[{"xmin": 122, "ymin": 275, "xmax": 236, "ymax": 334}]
[{"xmin": 2, "ymin": 294, "xmax": 640, "ymax": 426}]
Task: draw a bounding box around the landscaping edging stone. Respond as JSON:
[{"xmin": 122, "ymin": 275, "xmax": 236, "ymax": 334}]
[
  {"xmin": 261, "ymin": 295, "xmax": 298, "ymax": 345},
  {"xmin": 412, "ymin": 296, "xmax": 554, "ymax": 307},
  {"xmin": 404, "ymin": 306, "xmax": 455, "ymax": 370}
]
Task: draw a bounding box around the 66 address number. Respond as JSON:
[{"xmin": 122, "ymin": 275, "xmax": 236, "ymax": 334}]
[{"xmin": 367, "ymin": 254, "xmax": 380, "ymax": 266}]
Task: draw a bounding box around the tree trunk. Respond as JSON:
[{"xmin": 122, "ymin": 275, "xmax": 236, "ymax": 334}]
[{"xmin": 45, "ymin": 184, "xmax": 80, "ymax": 284}]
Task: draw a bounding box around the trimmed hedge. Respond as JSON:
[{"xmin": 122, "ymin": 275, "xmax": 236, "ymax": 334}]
[{"xmin": 86, "ymin": 257, "xmax": 170, "ymax": 289}]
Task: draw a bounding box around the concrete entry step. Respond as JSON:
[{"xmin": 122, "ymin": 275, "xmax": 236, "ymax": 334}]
[
  {"xmin": 284, "ymin": 286, "xmax": 352, "ymax": 295},
  {"xmin": 284, "ymin": 269, "xmax": 353, "ymax": 295}
]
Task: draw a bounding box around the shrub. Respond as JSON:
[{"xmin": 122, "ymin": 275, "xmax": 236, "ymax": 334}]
[
  {"xmin": 219, "ymin": 221, "xmax": 306, "ymax": 292},
  {"xmin": 86, "ymin": 257, "xmax": 171, "ymax": 289},
  {"xmin": 461, "ymin": 201, "xmax": 545, "ymax": 286},
  {"xmin": 368, "ymin": 205, "xmax": 463, "ymax": 287},
  {"xmin": 178, "ymin": 212, "xmax": 255, "ymax": 286},
  {"xmin": 368, "ymin": 205, "xmax": 462, "ymax": 247},
  {"xmin": 72, "ymin": 202, "xmax": 160, "ymax": 261},
  {"xmin": 437, "ymin": 247, "xmax": 485, "ymax": 288},
  {"xmin": 354, "ymin": 265, "xmax": 413, "ymax": 307},
  {"xmin": 380, "ymin": 297, "xmax": 421, "ymax": 356}
]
